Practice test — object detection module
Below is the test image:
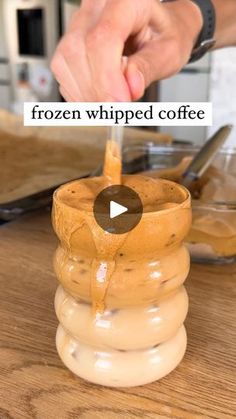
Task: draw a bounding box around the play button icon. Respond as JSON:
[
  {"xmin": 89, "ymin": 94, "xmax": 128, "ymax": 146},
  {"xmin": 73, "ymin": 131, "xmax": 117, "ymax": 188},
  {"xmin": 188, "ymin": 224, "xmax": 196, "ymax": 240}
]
[
  {"xmin": 110, "ymin": 201, "xmax": 128, "ymax": 219},
  {"xmin": 93, "ymin": 185, "xmax": 143, "ymax": 234}
]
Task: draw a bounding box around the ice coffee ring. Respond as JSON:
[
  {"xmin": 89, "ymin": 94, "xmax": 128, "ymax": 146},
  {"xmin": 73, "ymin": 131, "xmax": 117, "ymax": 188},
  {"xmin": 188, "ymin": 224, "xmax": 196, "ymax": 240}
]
[
  {"xmin": 56, "ymin": 323, "xmax": 187, "ymax": 387},
  {"xmin": 55, "ymin": 285, "xmax": 188, "ymax": 350},
  {"xmin": 54, "ymin": 244, "xmax": 190, "ymax": 309}
]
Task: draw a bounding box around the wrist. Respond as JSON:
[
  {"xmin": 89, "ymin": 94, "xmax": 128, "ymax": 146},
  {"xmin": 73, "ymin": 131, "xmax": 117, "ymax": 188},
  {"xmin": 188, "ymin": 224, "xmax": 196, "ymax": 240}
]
[{"xmin": 162, "ymin": 0, "xmax": 203, "ymax": 47}]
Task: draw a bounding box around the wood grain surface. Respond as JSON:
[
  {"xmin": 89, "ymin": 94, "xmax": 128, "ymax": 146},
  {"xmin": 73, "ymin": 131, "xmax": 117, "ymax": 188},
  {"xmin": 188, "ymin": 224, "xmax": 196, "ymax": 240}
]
[{"xmin": 0, "ymin": 210, "xmax": 236, "ymax": 419}]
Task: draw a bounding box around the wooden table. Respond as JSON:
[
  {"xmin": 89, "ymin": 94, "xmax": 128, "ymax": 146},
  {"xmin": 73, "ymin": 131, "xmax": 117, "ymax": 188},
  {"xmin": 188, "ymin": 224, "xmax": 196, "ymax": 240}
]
[{"xmin": 0, "ymin": 210, "xmax": 236, "ymax": 419}]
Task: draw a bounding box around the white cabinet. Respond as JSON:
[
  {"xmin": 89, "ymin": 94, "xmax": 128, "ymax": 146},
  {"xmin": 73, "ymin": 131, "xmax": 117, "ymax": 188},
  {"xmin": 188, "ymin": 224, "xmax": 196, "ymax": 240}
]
[
  {"xmin": 158, "ymin": 54, "xmax": 211, "ymax": 145},
  {"xmin": 0, "ymin": 0, "xmax": 6, "ymax": 57},
  {"xmin": 208, "ymin": 48, "xmax": 236, "ymax": 149},
  {"xmin": 0, "ymin": 84, "xmax": 11, "ymax": 110},
  {"xmin": 0, "ymin": 62, "xmax": 11, "ymax": 110},
  {"xmin": 0, "ymin": 62, "xmax": 8, "ymax": 79},
  {"xmin": 159, "ymin": 71, "xmax": 210, "ymax": 145}
]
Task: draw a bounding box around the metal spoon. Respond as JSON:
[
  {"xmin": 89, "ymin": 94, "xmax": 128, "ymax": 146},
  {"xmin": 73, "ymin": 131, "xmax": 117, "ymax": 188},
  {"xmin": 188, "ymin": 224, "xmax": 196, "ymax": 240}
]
[{"xmin": 181, "ymin": 125, "xmax": 233, "ymax": 189}]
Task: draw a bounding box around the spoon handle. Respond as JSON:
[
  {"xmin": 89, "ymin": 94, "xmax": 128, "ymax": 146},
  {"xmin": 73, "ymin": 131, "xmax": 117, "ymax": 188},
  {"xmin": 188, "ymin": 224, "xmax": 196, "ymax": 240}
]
[
  {"xmin": 109, "ymin": 126, "xmax": 124, "ymax": 152},
  {"xmin": 182, "ymin": 124, "xmax": 233, "ymax": 188}
]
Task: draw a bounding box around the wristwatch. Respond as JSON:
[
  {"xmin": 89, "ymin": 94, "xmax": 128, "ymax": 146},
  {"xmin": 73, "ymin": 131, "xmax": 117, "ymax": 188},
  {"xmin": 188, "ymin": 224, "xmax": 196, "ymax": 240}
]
[{"xmin": 160, "ymin": 0, "xmax": 216, "ymax": 62}]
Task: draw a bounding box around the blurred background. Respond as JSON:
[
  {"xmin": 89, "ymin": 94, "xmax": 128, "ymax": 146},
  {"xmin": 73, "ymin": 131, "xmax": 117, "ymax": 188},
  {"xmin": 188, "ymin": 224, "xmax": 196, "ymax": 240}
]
[{"xmin": 0, "ymin": 0, "xmax": 235, "ymax": 147}]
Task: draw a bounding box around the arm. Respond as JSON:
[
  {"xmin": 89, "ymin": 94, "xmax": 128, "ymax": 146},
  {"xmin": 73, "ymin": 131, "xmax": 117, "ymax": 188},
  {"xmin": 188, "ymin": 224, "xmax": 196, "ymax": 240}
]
[{"xmin": 212, "ymin": 0, "xmax": 236, "ymax": 48}]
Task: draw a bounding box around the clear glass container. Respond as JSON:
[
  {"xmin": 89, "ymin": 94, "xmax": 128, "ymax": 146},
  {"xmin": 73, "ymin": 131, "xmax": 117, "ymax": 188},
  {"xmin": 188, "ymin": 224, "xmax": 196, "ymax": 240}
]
[
  {"xmin": 52, "ymin": 176, "xmax": 191, "ymax": 387},
  {"xmin": 122, "ymin": 143, "xmax": 236, "ymax": 264}
]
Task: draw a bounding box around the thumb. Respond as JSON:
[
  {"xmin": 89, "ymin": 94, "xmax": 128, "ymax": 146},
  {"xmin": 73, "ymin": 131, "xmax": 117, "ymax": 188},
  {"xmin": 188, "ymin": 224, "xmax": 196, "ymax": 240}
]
[
  {"xmin": 125, "ymin": 38, "xmax": 180, "ymax": 101},
  {"xmin": 125, "ymin": 62, "xmax": 146, "ymax": 101}
]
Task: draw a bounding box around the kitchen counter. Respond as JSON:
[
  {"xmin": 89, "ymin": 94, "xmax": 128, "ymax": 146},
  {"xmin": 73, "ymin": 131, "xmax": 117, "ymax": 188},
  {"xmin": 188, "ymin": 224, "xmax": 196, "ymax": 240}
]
[{"xmin": 0, "ymin": 210, "xmax": 235, "ymax": 419}]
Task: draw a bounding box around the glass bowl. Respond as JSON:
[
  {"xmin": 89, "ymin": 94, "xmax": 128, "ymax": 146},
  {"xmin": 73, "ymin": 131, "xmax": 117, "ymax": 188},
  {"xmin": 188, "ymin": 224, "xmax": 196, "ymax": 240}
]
[{"xmin": 122, "ymin": 142, "xmax": 236, "ymax": 264}]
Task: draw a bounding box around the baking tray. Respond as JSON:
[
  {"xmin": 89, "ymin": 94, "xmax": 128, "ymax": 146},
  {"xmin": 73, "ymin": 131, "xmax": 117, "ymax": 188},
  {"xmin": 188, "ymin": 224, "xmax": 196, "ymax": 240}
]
[
  {"xmin": 0, "ymin": 110, "xmax": 175, "ymax": 221},
  {"xmin": 0, "ymin": 141, "xmax": 193, "ymax": 221}
]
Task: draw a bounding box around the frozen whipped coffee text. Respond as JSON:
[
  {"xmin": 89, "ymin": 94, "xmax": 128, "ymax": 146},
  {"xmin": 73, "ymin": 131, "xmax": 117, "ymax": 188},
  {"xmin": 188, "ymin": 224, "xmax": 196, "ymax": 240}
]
[{"xmin": 25, "ymin": 103, "xmax": 212, "ymax": 127}]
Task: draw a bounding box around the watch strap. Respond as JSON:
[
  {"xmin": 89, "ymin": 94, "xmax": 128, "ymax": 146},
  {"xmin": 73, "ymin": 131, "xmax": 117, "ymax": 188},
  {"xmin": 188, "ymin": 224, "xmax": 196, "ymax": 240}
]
[{"xmin": 189, "ymin": 0, "xmax": 216, "ymax": 62}]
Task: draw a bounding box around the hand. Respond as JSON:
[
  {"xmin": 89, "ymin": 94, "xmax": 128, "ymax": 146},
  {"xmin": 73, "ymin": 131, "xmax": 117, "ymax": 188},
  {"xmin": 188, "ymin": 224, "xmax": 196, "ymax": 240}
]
[{"xmin": 51, "ymin": 0, "xmax": 203, "ymax": 102}]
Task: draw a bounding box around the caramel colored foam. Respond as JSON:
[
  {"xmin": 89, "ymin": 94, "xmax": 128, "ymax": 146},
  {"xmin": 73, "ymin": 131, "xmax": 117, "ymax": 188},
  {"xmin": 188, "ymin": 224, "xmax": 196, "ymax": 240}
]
[
  {"xmin": 103, "ymin": 139, "xmax": 122, "ymax": 185},
  {"xmin": 56, "ymin": 175, "xmax": 188, "ymax": 213}
]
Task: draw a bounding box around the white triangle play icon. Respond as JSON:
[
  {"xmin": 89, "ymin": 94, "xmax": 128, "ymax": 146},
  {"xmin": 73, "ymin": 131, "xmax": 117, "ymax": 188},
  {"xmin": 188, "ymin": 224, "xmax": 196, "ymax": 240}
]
[{"xmin": 110, "ymin": 201, "xmax": 128, "ymax": 219}]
